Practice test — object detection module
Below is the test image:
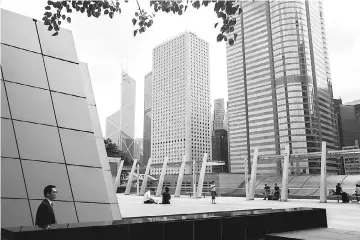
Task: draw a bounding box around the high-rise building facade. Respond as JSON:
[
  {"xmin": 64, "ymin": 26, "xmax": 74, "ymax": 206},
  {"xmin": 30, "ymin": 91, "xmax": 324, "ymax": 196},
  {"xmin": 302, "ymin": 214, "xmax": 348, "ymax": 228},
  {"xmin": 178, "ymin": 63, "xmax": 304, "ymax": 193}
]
[
  {"xmin": 213, "ymin": 98, "xmax": 226, "ymax": 133},
  {"xmin": 105, "ymin": 73, "xmax": 136, "ymax": 158},
  {"xmin": 143, "ymin": 72, "xmax": 152, "ymax": 166},
  {"xmin": 226, "ymin": 1, "xmax": 339, "ymax": 174},
  {"xmin": 134, "ymin": 138, "xmax": 143, "ymax": 161},
  {"xmin": 355, "ymin": 104, "xmax": 360, "ymax": 144},
  {"xmin": 211, "ymin": 129, "xmax": 229, "ymax": 173},
  {"xmin": 342, "ymin": 143, "xmax": 360, "ymax": 175},
  {"xmin": 151, "ymin": 31, "xmax": 211, "ymax": 175}
]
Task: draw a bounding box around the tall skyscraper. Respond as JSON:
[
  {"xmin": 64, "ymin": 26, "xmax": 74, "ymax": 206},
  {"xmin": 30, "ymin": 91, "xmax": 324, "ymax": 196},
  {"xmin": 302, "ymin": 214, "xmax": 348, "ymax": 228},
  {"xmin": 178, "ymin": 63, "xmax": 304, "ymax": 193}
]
[
  {"xmin": 105, "ymin": 73, "xmax": 136, "ymax": 158},
  {"xmin": 143, "ymin": 72, "xmax": 152, "ymax": 166},
  {"xmin": 151, "ymin": 31, "xmax": 211, "ymax": 175},
  {"xmin": 213, "ymin": 98, "xmax": 226, "ymax": 133},
  {"xmin": 226, "ymin": 1, "xmax": 339, "ymax": 174}
]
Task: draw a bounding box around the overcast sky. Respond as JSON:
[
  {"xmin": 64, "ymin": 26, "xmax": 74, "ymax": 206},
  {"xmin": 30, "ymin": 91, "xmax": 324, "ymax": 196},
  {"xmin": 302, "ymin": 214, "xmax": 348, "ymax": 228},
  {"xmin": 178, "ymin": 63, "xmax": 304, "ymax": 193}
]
[{"xmin": 2, "ymin": 0, "xmax": 359, "ymax": 139}]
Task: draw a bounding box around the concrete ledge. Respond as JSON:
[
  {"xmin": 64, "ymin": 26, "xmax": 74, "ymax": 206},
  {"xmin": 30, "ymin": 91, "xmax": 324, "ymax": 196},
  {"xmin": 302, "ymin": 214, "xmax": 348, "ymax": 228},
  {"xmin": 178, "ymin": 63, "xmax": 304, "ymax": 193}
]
[{"xmin": 2, "ymin": 208, "xmax": 327, "ymax": 240}]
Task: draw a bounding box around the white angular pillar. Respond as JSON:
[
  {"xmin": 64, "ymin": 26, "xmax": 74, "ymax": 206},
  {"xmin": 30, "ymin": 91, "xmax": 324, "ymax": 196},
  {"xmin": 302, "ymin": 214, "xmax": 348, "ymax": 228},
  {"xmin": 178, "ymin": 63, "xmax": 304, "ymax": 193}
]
[
  {"xmin": 320, "ymin": 141, "xmax": 327, "ymax": 203},
  {"xmin": 114, "ymin": 160, "xmax": 124, "ymax": 191},
  {"xmin": 245, "ymin": 157, "xmax": 250, "ymax": 200},
  {"xmin": 140, "ymin": 158, "xmax": 152, "ymax": 195},
  {"xmin": 124, "ymin": 159, "xmax": 138, "ymax": 195},
  {"xmin": 281, "ymin": 144, "xmax": 290, "ymax": 202},
  {"xmin": 136, "ymin": 163, "xmax": 140, "ymax": 195},
  {"xmin": 174, "ymin": 155, "xmax": 187, "ymax": 197},
  {"xmin": 249, "ymin": 148, "xmax": 259, "ymax": 200},
  {"xmin": 156, "ymin": 157, "xmax": 169, "ymax": 197},
  {"xmin": 196, "ymin": 153, "xmax": 209, "ymax": 198}
]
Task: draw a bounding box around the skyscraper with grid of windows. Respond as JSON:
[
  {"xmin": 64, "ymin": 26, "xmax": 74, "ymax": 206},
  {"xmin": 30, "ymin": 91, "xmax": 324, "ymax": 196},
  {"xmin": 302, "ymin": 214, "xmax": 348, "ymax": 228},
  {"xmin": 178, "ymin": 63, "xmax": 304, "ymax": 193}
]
[
  {"xmin": 227, "ymin": 0, "xmax": 339, "ymax": 175},
  {"xmin": 150, "ymin": 31, "xmax": 212, "ymax": 176}
]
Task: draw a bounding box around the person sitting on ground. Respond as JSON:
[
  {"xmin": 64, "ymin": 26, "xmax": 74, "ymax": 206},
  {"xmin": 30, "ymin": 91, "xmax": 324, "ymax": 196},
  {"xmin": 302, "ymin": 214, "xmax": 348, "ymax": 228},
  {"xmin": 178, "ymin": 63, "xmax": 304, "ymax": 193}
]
[
  {"xmin": 162, "ymin": 187, "xmax": 171, "ymax": 204},
  {"xmin": 354, "ymin": 184, "xmax": 360, "ymax": 203},
  {"xmin": 273, "ymin": 183, "xmax": 281, "ymax": 200},
  {"xmin": 335, "ymin": 183, "xmax": 342, "ymax": 195},
  {"xmin": 264, "ymin": 184, "xmax": 271, "ymax": 200},
  {"xmin": 144, "ymin": 188, "xmax": 157, "ymax": 204}
]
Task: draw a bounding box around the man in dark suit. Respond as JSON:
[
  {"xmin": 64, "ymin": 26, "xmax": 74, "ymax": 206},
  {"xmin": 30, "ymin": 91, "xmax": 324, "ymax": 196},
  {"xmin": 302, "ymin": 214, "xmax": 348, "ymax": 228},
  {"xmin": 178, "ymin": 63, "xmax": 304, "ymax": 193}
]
[{"xmin": 35, "ymin": 185, "xmax": 57, "ymax": 229}]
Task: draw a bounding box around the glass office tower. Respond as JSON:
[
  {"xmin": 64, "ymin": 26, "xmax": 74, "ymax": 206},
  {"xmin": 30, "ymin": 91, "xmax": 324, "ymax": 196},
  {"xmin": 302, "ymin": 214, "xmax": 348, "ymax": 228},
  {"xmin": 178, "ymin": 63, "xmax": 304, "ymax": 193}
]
[{"xmin": 227, "ymin": 0, "xmax": 339, "ymax": 174}]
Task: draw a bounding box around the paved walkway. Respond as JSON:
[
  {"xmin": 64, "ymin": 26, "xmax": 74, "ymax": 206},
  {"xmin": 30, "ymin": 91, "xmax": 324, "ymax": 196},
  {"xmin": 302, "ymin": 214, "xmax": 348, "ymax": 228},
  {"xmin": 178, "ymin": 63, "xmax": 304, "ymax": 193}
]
[
  {"xmin": 117, "ymin": 194, "xmax": 360, "ymax": 232},
  {"xmin": 266, "ymin": 228, "xmax": 360, "ymax": 240}
]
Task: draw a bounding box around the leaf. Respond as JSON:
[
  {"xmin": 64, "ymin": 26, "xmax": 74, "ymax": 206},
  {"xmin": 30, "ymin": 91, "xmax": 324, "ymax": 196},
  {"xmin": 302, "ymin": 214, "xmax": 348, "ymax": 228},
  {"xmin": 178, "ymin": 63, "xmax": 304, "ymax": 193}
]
[
  {"xmin": 132, "ymin": 18, "xmax": 137, "ymax": 26},
  {"xmin": 234, "ymin": 33, "xmax": 238, "ymax": 41},
  {"xmin": 214, "ymin": 2, "xmax": 220, "ymax": 12},
  {"xmin": 184, "ymin": 5, "xmax": 188, "ymax": 11},
  {"xmin": 134, "ymin": 29, "xmax": 138, "ymax": 36},
  {"xmin": 104, "ymin": 9, "xmax": 109, "ymax": 14},
  {"xmin": 109, "ymin": 12, "xmax": 114, "ymax": 18},
  {"xmin": 135, "ymin": 12, "xmax": 139, "ymax": 16},
  {"xmin": 62, "ymin": 15, "xmax": 66, "ymax": 20},
  {"xmin": 45, "ymin": 11, "xmax": 52, "ymax": 17},
  {"xmin": 214, "ymin": 23, "xmax": 218, "ymax": 28},
  {"xmin": 192, "ymin": 1, "xmax": 200, "ymax": 9},
  {"xmin": 48, "ymin": 25, "xmax": 53, "ymax": 31},
  {"xmin": 45, "ymin": 6, "xmax": 51, "ymax": 10},
  {"xmin": 67, "ymin": 17, "xmax": 71, "ymax": 23},
  {"xmin": 216, "ymin": 34, "xmax": 224, "ymax": 42},
  {"xmin": 52, "ymin": 32, "xmax": 59, "ymax": 36},
  {"xmin": 203, "ymin": 1, "xmax": 210, "ymax": 7},
  {"xmin": 47, "ymin": 0, "xmax": 53, "ymax": 5},
  {"xmin": 44, "ymin": 20, "xmax": 51, "ymax": 25},
  {"xmin": 229, "ymin": 39, "xmax": 234, "ymax": 46},
  {"xmin": 178, "ymin": 9, "xmax": 183, "ymax": 15},
  {"xmin": 223, "ymin": 36, "xmax": 227, "ymax": 41}
]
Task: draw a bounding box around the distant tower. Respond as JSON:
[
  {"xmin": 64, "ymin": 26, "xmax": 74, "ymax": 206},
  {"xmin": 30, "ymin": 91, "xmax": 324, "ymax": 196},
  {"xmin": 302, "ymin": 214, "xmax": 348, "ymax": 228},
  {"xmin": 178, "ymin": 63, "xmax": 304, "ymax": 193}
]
[
  {"xmin": 105, "ymin": 71, "xmax": 136, "ymax": 159},
  {"xmin": 213, "ymin": 98, "xmax": 226, "ymax": 134}
]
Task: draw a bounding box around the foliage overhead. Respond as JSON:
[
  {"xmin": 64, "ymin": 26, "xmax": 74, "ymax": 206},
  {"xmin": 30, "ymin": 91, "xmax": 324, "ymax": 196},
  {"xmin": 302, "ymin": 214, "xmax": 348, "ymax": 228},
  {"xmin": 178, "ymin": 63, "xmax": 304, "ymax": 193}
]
[
  {"xmin": 43, "ymin": 0, "xmax": 243, "ymax": 45},
  {"xmin": 104, "ymin": 138, "xmax": 133, "ymax": 166}
]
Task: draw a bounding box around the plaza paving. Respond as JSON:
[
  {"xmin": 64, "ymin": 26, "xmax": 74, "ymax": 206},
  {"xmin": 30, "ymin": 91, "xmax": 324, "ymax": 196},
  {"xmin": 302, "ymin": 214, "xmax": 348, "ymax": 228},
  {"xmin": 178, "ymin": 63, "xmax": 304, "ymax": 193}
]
[{"xmin": 117, "ymin": 194, "xmax": 360, "ymax": 232}]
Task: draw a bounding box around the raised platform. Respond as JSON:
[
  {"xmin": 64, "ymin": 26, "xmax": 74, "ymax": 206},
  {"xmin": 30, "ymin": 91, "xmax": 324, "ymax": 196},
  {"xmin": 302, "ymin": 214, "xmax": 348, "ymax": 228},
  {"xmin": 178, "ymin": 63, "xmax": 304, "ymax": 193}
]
[
  {"xmin": 1, "ymin": 207, "xmax": 327, "ymax": 240},
  {"xmin": 118, "ymin": 194, "xmax": 360, "ymax": 231}
]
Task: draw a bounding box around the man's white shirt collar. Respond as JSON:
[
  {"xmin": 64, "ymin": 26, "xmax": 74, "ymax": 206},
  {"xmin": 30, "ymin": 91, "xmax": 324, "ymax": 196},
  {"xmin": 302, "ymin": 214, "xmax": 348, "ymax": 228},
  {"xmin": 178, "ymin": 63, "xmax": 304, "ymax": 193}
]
[{"xmin": 46, "ymin": 198, "xmax": 53, "ymax": 206}]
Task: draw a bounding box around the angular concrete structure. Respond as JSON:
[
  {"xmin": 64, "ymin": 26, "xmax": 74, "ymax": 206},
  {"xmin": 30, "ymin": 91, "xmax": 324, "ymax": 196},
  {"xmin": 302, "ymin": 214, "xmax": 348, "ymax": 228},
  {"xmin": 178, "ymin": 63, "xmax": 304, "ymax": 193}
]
[{"xmin": 1, "ymin": 9, "xmax": 121, "ymax": 227}]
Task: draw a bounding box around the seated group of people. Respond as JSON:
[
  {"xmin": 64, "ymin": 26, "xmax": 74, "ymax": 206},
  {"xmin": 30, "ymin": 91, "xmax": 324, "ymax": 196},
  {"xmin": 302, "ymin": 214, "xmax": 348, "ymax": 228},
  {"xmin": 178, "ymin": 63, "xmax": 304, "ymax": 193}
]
[
  {"xmin": 263, "ymin": 183, "xmax": 280, "ymax": 200},
  {"xmin": 263, "ymin": 183, "xmax": 289, "ymax": 200},
  {"xmin": 143, "ymin": 187, "xmax": 171, "ymax": 204},
  {"xmin": 332, "ymin": 183, "xmax": 360, "ymax": 203}
]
